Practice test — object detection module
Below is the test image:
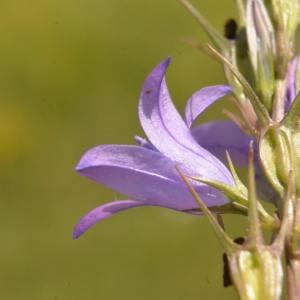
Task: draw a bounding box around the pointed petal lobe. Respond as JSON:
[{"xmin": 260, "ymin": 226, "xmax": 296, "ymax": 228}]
[
  {"xmin": 185, "ymin": 85, "xmax": 233, "ymax": 128},
  {"xmin": 138, "ymin": 58, "xmax": 234, "ymax": 185},
  {"xmin": 74, "ymin": 196, "xmax": 220, "ymax": 239}
]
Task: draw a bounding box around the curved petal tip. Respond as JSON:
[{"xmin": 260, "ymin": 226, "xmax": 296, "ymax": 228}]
[
  {"xmin": 185, "ymin": 85, "xmax": 233, "ymax": 128},
  {"xmin": 73, "ymin": 200, "xmax": 147, "ymax": 239},
  {"xmin": 143, "ymin": 57, "xmax": 171, "ymax": 88}
]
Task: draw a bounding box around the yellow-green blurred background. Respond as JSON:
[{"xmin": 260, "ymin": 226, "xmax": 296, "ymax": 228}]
[{"xmin": 0, "ymin": 0, "xmax": 255, "ymax": 299}]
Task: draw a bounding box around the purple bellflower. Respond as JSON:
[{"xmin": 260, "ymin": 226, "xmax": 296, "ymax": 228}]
[{"xmin": 74, "ymin": 57, "xmax": 235, "ymax": 238}]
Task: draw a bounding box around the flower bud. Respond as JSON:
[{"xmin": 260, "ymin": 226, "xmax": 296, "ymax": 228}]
[
  {"xmin": 177, "ymin": 144, "xmax": 287, "ymax": 300},
  {"xmin": 259, "ymin": 125, "xmax": 290, "ymax": 195},
  {"xmin": 229, "ymin": 246, "xmax": 283, "ymax": 300},
  {"xmin": 260, "ymin": 84, "xmax": 300, "ymax": 197},
  {"xmin": 246, "ymin": 0, "xmax": 276, "ymax": 111},
  {"xmin": 271, "ymin": 0, "xmax": 300, "ymax": 77},
  {"xmin": 247, "ymin": 0, "xmax": 277, "ymax": 73}
]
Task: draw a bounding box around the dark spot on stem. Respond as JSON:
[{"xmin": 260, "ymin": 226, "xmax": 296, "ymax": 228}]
[
  {"xmin": 224, "ymin": 19, "xmax": 237, "ymax": 40},
  {"xmin": 223, "ymin": 237, "xmax": 245, "ymax": 287}
]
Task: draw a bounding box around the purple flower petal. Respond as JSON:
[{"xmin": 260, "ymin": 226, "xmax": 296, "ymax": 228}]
[
  {"xmin": 73, "ymin": 198, "xmax": 206, "ymax": 239},
  {"xmin": 185, "ymin": 85, "xmax": 233, "ymax": 128},
  {"xmin": 286, "ymin": 55, "xmax": 299, "ymax": 111},
  {"xmin": 73, "ymin": 200, "xmax": 149, "ymax": 238},
  {"xmin": 191, "ymin": 120, "xmax": 260, "ymax": 170},
  {"xmin": 76, "ymin": 144, "xmax": 229, "ymax": 207},
  {"xmin": 138, "ymin": 58, "xmax": 234, "ymax": 185}
]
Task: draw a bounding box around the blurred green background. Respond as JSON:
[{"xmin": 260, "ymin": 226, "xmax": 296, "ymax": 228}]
[{"xmin": 0, "ymin": 0, "xmax": 256, "ymax": 299}]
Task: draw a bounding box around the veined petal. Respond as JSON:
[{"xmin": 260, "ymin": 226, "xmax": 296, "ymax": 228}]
[
  {"xmin": 74, "ymin": 200, "xmax": 149, "ymax": 238},
  {"xmin": 73, "ymin": 198, "xmax": 204, "ymax": 239},
  {"xmin": 191, "ymin": 121, "xmax": 260, "ymax": 170},
  {"xmin": 75, "ymin": 145, "xmax": 229, "ymax": 207},
  {"xmin": 138, "ymin": 58, "xmax": 234, "ymax": 185},
  {"xmin": 185, "ymin": 85, "xmax": 233, "ymax": 128}
]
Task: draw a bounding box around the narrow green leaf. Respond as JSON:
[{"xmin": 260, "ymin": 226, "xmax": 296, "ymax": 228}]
[
  {"xmin": 226, "ymin": 151, "xmax": 248, "ymax": 193},
  {"xmin": 247, "ymin": 142, "xmax": 264, "ymax": 246},
  {"xmin": 188, "ymin": 176, "xmax": 248, "ymax": 207},
  {"xmin": 189, "ymin": 167, "xmax": 277, "ymax": 228},
  {"xmin": 271, "ymin": 171, "xmax": 293, "ymax": 254},
  {"xmin": 176, "ymin": 166, "xmax": 236, "ymax": 254},
  {"xmin": 180, "ymin": 37, "xmax": 217, "ymax": 58},
  {"xmin": 180, "ymin": 0, "xmax": 230, "ymax": 55},
  {"xmin": 208, "ymin": 44, "xmax": 271, "ymax": 127}
]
